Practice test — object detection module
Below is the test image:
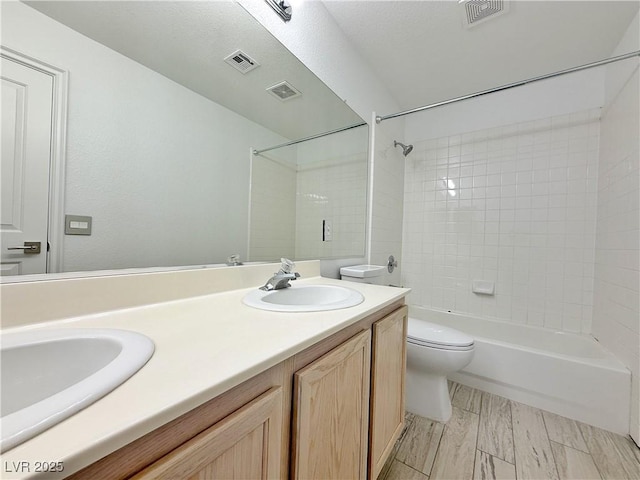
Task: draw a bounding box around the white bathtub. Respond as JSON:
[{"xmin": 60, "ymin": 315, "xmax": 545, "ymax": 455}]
[{"xmin": 410, "ymin": 305, "xmax": 631, "ymax": 435}]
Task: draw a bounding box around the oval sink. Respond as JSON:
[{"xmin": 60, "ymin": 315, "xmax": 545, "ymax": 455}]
[
  {"xmin": 1, "ymin": 328, "xmax": 154, "ymax": 452},
  {"xmin": 243, "ymin": 284, "xmax": 364, "ymax": 312}
]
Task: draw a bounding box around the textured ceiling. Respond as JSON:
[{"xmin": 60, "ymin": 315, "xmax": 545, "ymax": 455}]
[
  {"xmin": 322, "ymin": 0, "xmax": 639, "ymax": 114},
  {"xmin": 22, "ymin": 1, "xmax": 639, "ymax": 135},
  {"xmin": 24, "ymin": 1, "xmax": 364, "ymax": 141}
]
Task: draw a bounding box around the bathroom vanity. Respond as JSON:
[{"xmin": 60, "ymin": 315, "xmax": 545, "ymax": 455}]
[{"xmin": 0, "ymin": 261, "xmax": 409, "ymax": 479}]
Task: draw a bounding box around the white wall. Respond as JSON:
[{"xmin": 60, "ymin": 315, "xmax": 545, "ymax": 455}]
[
  {"xmin": 592, "ymin": 11, "xmax": 640, "ymax": 443},
  {"xmin": 2, "ymin": 2, "xmax": 288, "ymax": 272},
  {"xmin": 405, "ymin": 67, "xmax": 605, "ymax": 142},
  {"xmin": 248, "ymin": 155, "xmax": 297, "ymax": 261},
  {"xmin": 368, "ymin": 115, "xmax": 406, "ymax": 287},
  {"xmin": 237, "ymin": 0, "xmax": 399, "ymax": 125}
]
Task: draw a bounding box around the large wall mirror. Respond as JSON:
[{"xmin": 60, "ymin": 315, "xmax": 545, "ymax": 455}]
[
  {"xmin": 249, "ymin": 124, "xmax": 368, "ymax": 262},
  {"xmin": 1, "ymin": 1, "xmax": 368, "ymax": 279}
]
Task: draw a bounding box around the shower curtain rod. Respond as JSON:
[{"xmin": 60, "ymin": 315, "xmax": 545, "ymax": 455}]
[
  {"xmin": 375, "ymin": 50, "xmax": 640, "ymax": 124},
  {"xmin": 253, "ymin": 121, "xmax": 367, "ymax": 155}
]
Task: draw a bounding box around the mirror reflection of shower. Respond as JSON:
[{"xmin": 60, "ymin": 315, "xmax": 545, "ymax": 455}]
[{"xmin": 394, "ymin": 140, "xmax": 413, "ymax": 156}]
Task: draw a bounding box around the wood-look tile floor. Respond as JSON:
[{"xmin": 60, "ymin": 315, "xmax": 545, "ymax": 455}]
[{"xmin": 379, "ymin": 381, "xmax": 640, "ymax": 480}]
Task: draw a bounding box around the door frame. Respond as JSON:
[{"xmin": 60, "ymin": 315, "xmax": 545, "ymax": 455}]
[{"xmin": 1, "ymin": 46, "xmax": 68, "ymax": 273}]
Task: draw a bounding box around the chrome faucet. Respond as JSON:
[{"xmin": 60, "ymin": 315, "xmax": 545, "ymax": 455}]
[
  {"xmin": 260, "ymin": 258, "xmax": 300, "ymax": 291},
  {"xmin": 226, "ymin": 254, "xmax": 243, "ymax": 266}
]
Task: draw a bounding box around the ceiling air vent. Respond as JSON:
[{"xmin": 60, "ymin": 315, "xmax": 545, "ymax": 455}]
[
  {"xmin": 460, "ymin": 0, "xmax": 509, "ymax": 28},
  {"xmin": 266, "ymin": 81, "xmax": 302, "ymax": 101},
  {"xmin": 224, "ymin": 49, "xmax": 260, "ymax": 74}
]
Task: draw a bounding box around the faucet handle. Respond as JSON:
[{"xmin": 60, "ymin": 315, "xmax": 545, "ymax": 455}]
[
  {"xmin": 280, "ymin": 258, "xmax": 295, "ymax": 274},
  {"xmin": 226, "ymin": 254, "xmax": 242, "ymax": 266}
]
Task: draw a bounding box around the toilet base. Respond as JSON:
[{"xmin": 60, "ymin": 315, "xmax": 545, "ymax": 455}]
[{"xmin": 405, "ymin": 368, "xmax": 452, "ymax": 422}]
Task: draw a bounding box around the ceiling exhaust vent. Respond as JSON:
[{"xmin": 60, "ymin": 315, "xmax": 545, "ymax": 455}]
[
  {"xmin": 224, "ymin": 50, "xmax": 260, "ymax": 74},
  {"xmin": 266, "ymin": 81, "xmax": 302, "ymax": 101},
  {"xmin": 460, "ymin": 0, "xmax": 509, "ymax": 28}
]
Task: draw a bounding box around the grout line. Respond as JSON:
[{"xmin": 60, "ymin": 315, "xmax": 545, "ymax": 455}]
[
  {"xmin": 476, "ymin": 446, "xmax": 517, "ymax": 466},
  {"xmin": 541, "ymin": 404, "xmax": 562, "ymax": 480},
  {"xmin": 476, "ymin": 389, "xmax": 484, "ymax": 453},
  {"xmin": 402, "ymin": 461, "xmax": 431, "ymax": 479},
  {"xmin": 548, "ymin": 441, "xmax": 605, "ymax": 480},
  {"xmin": 508, "ymin": 397, "xmax": 517, "ymax": 478},
  {"xmin": 472, "ymin": 447, "xmax": 479, "ymax": 478},
  {"xmin": 428, "ymin": 417, "xmax": 447, "ymax": 478},
  {"xmin": 473, "ymin": 401, "xmax": 482, "ymax": 477}
]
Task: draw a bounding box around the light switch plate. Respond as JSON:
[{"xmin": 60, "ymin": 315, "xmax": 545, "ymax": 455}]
[{"xmin": 65, "ymin": 215, "xmax": 92, "ymax": 235}]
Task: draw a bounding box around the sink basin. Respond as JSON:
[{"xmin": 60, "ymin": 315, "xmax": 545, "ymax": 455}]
[
  {"xmin": 1, "ymin": 328, "xmax": 154, "ymax": 452},
  {"xmin": 243, "ymin": 284, "xmax": 364, "ymax": 312}
]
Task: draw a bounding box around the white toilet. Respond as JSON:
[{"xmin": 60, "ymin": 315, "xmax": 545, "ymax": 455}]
[
  {"xmin": 339, "ymin": 264, "xmax": 387, "ymax": 285},
  {"xmin": 406, "ymin": 317, "xmax": 475, "ymax": 422},
  {"xmin": 339, "ymin": 265, "xmax": 475, "ymax": 422}
]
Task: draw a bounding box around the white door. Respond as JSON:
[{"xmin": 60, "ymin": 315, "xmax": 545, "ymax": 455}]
[{"xmin": 1, "ymin": 57, "xmax": 53, "ymax": 275}]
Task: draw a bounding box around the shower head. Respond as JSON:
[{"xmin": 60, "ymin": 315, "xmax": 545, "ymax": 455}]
[{"xmin": 394, "ymin": 140, "xmax": 413, "ymax": 157}]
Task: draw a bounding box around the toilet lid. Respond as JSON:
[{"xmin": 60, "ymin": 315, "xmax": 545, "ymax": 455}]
[{"xmin": 407, "ymin": 317, "xmax": 474, "ymax": 349}]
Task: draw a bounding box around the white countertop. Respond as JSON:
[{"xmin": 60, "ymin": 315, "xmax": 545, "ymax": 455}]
[{"xmin": 0, "ymin": 275, "xmax": 409, "ymax": 479}]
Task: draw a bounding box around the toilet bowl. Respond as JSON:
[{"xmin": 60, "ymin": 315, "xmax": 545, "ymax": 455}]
[{"xmin": 406, "ymin": 317, "xmax": 475, "ymax": 422}]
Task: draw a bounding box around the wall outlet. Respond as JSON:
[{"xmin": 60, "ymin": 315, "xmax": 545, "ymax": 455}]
[{"xmin": 323, "ymin": 219, "xmax": 332, "ymax": 242}]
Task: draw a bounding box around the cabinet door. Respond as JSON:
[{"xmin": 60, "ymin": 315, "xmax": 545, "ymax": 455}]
[
  {"xmin": 133, "ymin": 387, "xmax": 283, "ymax": 480},
  {"xmin": 292, "ymin": 329, "xmax": 371, "ymax": 480},
  {"xmin": 368, "ymin": 306, "xmax": 408, "ymax": 479}
]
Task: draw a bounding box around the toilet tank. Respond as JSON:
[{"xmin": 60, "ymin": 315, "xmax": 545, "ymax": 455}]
[{"xmin": 339, "ymin": 265, "xmax": 386, "ymax": 285}]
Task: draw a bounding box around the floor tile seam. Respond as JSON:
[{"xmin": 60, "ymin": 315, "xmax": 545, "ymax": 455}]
[
  {"xmin": 510, "ymin": 403, "xmax": 547, "ymax": 480},
  {"xmin": 540, "ymin": 404, "xmax": 563, "ymax": 480},
  {"xmin": 573, "ymin": 417, "xmax": 592, "ymax": 455},
  {"xmin": 470, "ymin": 406, "xmax": 483, "ymax": 479},
  {"xmin": 473, "ymin": 448, "xmax": 519, "ymax": 480},
  {"xmin": 476, "ymin": 395, "xmax": 515, "ymax": 463},
  {"xmin": 506, "ymin": 394, "xmax": 517, "ymax": 466},
  {"xmin": 548, "ymin": 438, "xmax": 605, "ymax": 480},
  {"xmin": 429, "ymin": 408, "xmax": 476, "ymax": 479},
  {"xmin": 475, "ymin": 446, "xmax": 516, "ymax": 467},
  {"xmin": 397, "ymin": 420, "xmax": 413, "ymax": 446},
  {"xmin": 423, "ymin": 419, "xmax": 446, "ymax": 477},
  {"xmin": 394, "ymin": 459, "xmax": 431, "ymax": 479},
  {"xmin": 578, "ymin": 424, "xmax": 638, "ymax": 479},
  {"xmin": 541, "ymin": 411, "xmax": 590, "ymax": 454},
  {"xmin": 452, "ymin": 386, "xmax": 482, "ymax": 415},
  {"xmin": 395, "ymin": 417, "xmax": 445, "ymax": 477}
]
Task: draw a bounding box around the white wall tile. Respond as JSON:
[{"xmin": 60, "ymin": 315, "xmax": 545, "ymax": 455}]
[
  {"xmin": 295, "ymin": 155, "xmax": 368, "ymax": 259},
  {"xmin": 401, "ymin": 108, "xmax": 601, "ymax": 333}
]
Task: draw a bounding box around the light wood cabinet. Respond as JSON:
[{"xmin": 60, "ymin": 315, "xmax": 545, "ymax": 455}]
[
  {"xmin": 368, "ymin": 306, "xmax": 408, "ymax": 479},
  {"xmin": 132, "ymin": 387, "xmax": 283, "ymax": 480},
  {"xmin": 67, "ymin": 300, "xmax": 407, "ymax": 480},
  {"xmin": 291, "ymin": 329, "xmax": 372, "ymax": 480}
]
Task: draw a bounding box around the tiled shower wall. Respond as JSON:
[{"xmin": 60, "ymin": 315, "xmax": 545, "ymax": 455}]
[
  {"xmin": 402, "ymin": 109, "xmax": 601, "ymax": 333},
  {"xmin": 249, "ymin": 153, "xmax": 367, "ymax": 261},
  {"xmin": 295, "ymin": 155, "xmax": 367, "ymax": 259}
]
